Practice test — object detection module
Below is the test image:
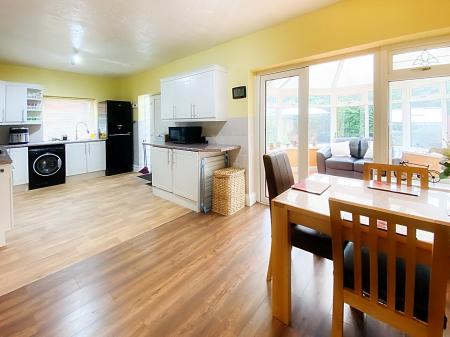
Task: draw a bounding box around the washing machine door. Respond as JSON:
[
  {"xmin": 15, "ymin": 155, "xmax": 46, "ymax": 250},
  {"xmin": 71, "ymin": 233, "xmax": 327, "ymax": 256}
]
[{"xmin": 33, "ymin": 153, "xmax": 62, "ymax": 177}]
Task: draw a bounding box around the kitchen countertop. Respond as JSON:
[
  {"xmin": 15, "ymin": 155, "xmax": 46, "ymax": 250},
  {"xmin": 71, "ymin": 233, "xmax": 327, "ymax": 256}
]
[
  {"xmin": 2, "ymin": 139, "xmax": 106, "ymax": 149},
  {"xmin": 0, "ymin": 148, "xmax": 12, "ymax": 165},
  {"xmin": 144, "ymin": 142, "xmax": 241, "ymax": 153}
]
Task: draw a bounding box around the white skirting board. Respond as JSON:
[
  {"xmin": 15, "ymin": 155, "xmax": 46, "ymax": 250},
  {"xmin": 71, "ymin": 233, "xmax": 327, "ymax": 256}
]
[
  {"xmin": 245, "ymin": 192, "xmax": 257, "ymax": 207},
  {"xmin": 152, "ymin": 187, "xmax": 198, "ymax": 212}
]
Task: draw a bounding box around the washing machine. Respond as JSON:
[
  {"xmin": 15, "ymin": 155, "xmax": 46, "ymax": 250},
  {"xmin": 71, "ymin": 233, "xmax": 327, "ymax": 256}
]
[{"xmin": 28, "ymin": 144, "xmax": 66, "ymax": 190}]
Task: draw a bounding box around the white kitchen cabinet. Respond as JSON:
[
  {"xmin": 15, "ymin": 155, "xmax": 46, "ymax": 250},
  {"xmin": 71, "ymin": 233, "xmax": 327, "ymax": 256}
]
[
  {"xmin": 7, "ymin": 147, "xmax": 28, "ymax": 185},
  {"xmin": 151, "ymin": 146, "xmax": 173, "ymax": 192},
  {"xmin": 5, "ymin": 84, "xmax": 27, "ymax": 123},
  {"xmin": 160, "ymin": 65, "xmax": 227, "ymax": 121},
  {"xmin": 66, "ymin": 143, "xmax": 88, "ymax": 176},
  {"xmin": 66, "ymin": 141, "xmax": 106, "ymax": 176},
  {"xmin": 190, "ymin": 71, "xmax": 215, "ymax": 119},
  {"xmin": 160, "ymin": 80, "xmax": 174, "ymax": 120},
  {"xmin": 172, "ymin": 150, "xmax": 199, "ymax": 201},
  {"xmin": 173, "ymin": 77, "xmax": 191, "ymax": 119},
  {"xmin": 151, "ymin": 146, "xmax": 226, "ymax": 212},
  {"xmin": 0, "ymin": 82, "xmax": 5, "ymax": 123},
  {"xmin": 86, "ymin": 141, "xmax": 106, "ymax": 173},
  {"xmin": 0, "ymin": 164, "xmax": 14, "ymax": 244}
]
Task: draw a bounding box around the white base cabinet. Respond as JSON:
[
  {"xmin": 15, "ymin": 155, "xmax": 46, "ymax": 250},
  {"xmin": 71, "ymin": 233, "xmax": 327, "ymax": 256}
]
[
  {"xmin": 151, "ymin": 147, "xmax": 173, "ymax": 192},
  {"xmin": 0, "ymin": 164, "xmax": 14, "ymax": 246},
  {"xmin": 172, "ymin": 150, "xmax": 199, "ymax": 201},
  {"xmin": 151, "ymin": 146, "xmax": 225, "ymax": 212},
  {"xmin": 66, "ymin": 141, "xmax": 106, "ymax": 176},
  {"xmin": 6, "ymin": 147, "xmax": 28, "ymax": 186}
]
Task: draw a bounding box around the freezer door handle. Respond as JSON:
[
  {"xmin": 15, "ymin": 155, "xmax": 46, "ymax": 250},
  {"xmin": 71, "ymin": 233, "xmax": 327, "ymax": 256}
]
[{"xmin": 109, "ymin": 133, "xmax": 131, "ymax": 137}]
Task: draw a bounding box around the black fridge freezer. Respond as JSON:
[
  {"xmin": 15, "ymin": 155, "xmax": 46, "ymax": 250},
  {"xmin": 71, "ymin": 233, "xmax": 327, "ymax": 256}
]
[{"xmin": 98, "ymin": 100, "xmax": 133, "ymax": 176}]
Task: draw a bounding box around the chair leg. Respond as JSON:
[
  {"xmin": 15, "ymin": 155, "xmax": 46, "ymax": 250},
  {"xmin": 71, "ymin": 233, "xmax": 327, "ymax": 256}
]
[
  {"xmin": 266, "ymin": 245, "xmax": 272, "ymax": 282},
  {"xmin": 331, "ymin": 290, "xmax": 344, "ymax": 337}
]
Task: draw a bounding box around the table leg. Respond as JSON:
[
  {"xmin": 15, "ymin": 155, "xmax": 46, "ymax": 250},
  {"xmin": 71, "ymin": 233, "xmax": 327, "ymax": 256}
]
[{"xmin": 271, "ymin": 202, "xmax": 291, "ymax": 325}]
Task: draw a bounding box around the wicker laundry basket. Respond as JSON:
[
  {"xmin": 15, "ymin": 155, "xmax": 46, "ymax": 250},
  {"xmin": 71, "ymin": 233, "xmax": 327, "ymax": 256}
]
[{"xmin": 212, "ymin": 168, "xmax": 245, "ymax": 216}]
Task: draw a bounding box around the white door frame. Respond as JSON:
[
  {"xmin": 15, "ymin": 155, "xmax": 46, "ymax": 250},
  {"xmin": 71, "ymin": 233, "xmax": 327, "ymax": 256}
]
[
  {"xmin": 137, "ymin": 94, "xmax": 159, "ymax": 170},
  {"xmin": 257, "ymin": 67, "xmax": 309, "ymax": 204}
]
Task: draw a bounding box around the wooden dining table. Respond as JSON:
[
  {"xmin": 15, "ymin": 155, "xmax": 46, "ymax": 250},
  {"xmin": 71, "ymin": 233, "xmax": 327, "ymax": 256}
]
[{"xmin": 270, "ymin": 173, "xmax": 450, "ymax": 325}]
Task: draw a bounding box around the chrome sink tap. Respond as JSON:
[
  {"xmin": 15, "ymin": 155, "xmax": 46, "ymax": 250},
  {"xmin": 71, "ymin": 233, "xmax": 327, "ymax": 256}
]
[{"xmin": 75, "ymin": 122, "xmax": 90, "ymax": 140}]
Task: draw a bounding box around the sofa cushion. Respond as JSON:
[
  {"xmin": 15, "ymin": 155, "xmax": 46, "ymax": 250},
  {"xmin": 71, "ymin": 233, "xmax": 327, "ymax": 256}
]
[
  {"xmin": 349, "ymin": 138, "xmax": 360, "ymax": 158},
  {"xmin": 359, "ymin": 138, "xmax": 369, "ymax": 158},
  {"xmin": 330, "ymin": 141, "xmax": 350, "ymax": 156},
  {"xmin": 325, "ymin": 156, "xmax": 356, "ymax": 171},
  {"xmin": 354, "ymin": 158, "xmax": 373, "ymax": 173}
]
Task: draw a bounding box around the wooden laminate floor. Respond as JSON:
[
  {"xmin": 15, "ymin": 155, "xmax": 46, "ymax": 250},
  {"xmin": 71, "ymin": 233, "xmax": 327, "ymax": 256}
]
[
  {"xmin": 0, "ymin": 203, "xmax": 448, "ymax": 337},
  {"xmin": 0, "ymin": 173, "xmax": 190, "ymax": 297}
]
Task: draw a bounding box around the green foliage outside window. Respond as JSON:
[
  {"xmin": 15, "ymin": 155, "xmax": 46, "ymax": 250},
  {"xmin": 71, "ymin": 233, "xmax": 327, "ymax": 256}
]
[
  {"xmin": 336, "ymin": 106, "xmax": 365, "ymax": 138},
  {"xmin": 369, "ymin": 105, "xmax": 374, "ymax": 137}
]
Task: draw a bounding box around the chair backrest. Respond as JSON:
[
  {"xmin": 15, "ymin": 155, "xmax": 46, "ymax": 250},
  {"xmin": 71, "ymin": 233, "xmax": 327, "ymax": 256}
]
[
  {"xmin": 363, "ymin": 162, "xmax": 429, "ymax": 189},
  {"xmin": 263, "ymin": 151, "xmax": 294, "ymax": 203},
  {"xmin": 329, "ymin": 197, "xmax": 448, "ymax": 337}
]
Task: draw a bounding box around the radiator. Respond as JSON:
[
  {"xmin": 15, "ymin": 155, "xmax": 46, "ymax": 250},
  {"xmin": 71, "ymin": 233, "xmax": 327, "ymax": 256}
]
[{"xmin": 200, "ymin": 154, "xmax": 228, "ymax": 213}]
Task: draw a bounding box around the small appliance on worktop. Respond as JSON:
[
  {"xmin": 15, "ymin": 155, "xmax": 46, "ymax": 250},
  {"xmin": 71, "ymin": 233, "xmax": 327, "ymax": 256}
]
[
  {"xmin": 98, "ymin": 100, "xmax": 133, "ymax": 176},
  {"xmin": 9, "ymin": 127, "xmax": 29, "ymax": 145},
  {"xmin": 168, "ymin": 126, "xmax": 204, "ymax": 144}
]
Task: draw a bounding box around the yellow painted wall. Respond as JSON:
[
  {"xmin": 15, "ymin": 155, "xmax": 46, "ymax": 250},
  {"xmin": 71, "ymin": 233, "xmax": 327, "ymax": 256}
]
[
  {"xmin": 0, "ymin": 63, "xmax": 121, "ymax": 101},
  {"xmin": 120, "ymin": 0, "xmax": 450, "ymax": 118}
]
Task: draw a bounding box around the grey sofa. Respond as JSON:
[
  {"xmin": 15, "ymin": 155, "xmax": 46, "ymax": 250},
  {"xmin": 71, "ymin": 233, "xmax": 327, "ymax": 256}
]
[{"xmin": 316, "ymin": 138, "xmax": 373, "ymax": 179}]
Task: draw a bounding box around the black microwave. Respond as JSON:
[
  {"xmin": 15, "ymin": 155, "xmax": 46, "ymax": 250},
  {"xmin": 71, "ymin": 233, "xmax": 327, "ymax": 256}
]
[{"xmin": 168, "ymin": 126, "xmax": 202, "ymax": 144}]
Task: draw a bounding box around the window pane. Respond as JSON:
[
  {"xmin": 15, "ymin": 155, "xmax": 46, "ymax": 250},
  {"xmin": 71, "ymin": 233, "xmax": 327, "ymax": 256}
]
[
  {"xmin": 43, "ymin": 98, "xmax": 97, "ymax": 141},
  {"xmin": 309, "ymin": 95, "xmax": 330, "ymax": 106},
  {"xmin": 391, "ymin": 88, "xmax": 403, "ymax": 101},
  {"xmin": 389, "ymin": 78, "xmax": 449, "ymax": 179},
  {"xmin": 410, "ymin": 100, "xmax": 442, "ymax": 148},
  {"xmin": 446, "ymin": 80, "xmax": 450, "ymax": 95},
  {"xmin": 392, "ymin": 46, "xmax": 450, "ymax": 70},
  {"xmin": 338, "ymin": 94, "xmax": 362, "ymax": 105},
  {"xmin": 368, "ymin": 91, "xmax": 373, "ymax": 104},
  {"xmin": 309, "ymin": 107, "xmax": 331, "ymax": 146},
  {"xmin": 390, "ymin": 102, "xmax": 403, "ymax": 147},
  {"xmin": 336, "ymin": 106, "xmax": 365, "ymax": 138},
  {"xmin": 265, "ymin": 76, "xmax": 299, "ymax": 181},
  {"xmin": 411, "ymin": 84, "xmax": 439, "ymax": 98}
]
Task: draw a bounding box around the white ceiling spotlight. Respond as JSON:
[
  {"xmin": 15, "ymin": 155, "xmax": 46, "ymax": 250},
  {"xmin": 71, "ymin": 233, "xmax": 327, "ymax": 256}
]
[{"xmin": 71, "ymin": 50, "xmax": 82, "ymax": 66}]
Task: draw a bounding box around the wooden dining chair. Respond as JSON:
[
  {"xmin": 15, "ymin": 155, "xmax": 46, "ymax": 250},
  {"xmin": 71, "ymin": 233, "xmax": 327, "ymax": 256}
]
[
  {"xmin": 329, "ymin": 197, "xmax": 448, "ymax": 337},
  {"xmin": 263, "ymin": 151, "xmax": 334, "ymax": 281},
  {"xmin": 363, "ymin": 162, "xmax": 429, "ymax": 189}
]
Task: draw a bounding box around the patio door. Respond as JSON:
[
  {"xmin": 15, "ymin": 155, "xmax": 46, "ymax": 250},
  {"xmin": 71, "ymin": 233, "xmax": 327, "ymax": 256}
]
[{"xmin": 259, "ymin": 68, "xmax": 309, "ymax": 203}]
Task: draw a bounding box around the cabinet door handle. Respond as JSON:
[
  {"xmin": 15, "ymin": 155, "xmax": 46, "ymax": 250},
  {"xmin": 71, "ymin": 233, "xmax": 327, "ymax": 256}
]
[
  {"xmin": 22, "ymin": 109, "xmax": 25, "ymax": 122},
  {"xmin": 193, "ymin": 104, "xmax": 196, "ymax": 118}
]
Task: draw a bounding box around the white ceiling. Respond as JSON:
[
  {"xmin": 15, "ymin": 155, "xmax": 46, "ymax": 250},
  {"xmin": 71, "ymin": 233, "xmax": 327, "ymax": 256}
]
[{"xmin": 0, "ymin": 0, "xmax": 338, "ymax": 76}]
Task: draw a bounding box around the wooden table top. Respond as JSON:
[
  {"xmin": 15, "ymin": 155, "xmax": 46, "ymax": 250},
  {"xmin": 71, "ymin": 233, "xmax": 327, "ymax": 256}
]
[{"xmin": 273, "ymin": 174, "xmax": 450, "ymax": 230}]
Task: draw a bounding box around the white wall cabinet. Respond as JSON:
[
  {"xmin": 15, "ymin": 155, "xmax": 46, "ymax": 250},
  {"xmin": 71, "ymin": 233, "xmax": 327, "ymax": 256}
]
[
  {"xmin": 0, "ymin": 82, "xmax": 6, "ymax": 123},
  {"xmin": 0, "ymin": 81, "xmax": 43, "ymax": 125},
  {"xmin": 151, "ymin": 146, "xmax": 173, "ymax": 192},
  {"xmin": 7, "ymin": 147, "xmax": 28, "ymax": 186},
  {"xmin": 0, "ymin": 164, "xmax": 14, "ymax": 246},
  {"xmin": 172, "ymin": 149, "xmax": 199, "ymax": 201},
  {"xmin": 160, "ymin": 65, "xmax": 227, "ymax": 121},
  {"xmin": 5, "ymin": 85, "xmax": 27, "ymax": 123},
  {"xmin": 66, "ymin": 141, "xmax": 106, "ymax": 176}
]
